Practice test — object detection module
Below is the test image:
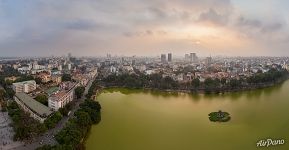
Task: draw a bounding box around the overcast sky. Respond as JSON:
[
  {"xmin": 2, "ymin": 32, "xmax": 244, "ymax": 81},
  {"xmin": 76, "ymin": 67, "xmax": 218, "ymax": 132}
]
[{"xmin": 1, "ymin": 0, "xmax": 289, "ymax": 57}]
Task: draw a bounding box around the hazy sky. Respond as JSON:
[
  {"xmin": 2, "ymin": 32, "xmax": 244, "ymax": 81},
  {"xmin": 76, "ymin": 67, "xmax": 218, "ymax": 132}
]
[{"xmin": 1, "ymin": 0, "xmax": 289, "ymax": 57}]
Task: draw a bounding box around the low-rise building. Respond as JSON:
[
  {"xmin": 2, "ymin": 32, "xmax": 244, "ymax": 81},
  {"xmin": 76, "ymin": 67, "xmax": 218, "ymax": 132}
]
[
  {"xmin": 14, "ymin": 93, "xmax": 53, "ymax": 123},
  {"xmin": 51, "ymin": 75, "xmax": 62, "ymax": 84},
  {"xmin": 12, "ymin": 80, "xmax": 37, "ymax": 93},
  {"xmin": 72, "ymin": 74, "xmax": 89, "ymax": 86},
  {"xmin": 36, "ymin": 72, "xmax": 51, "ymax": 83}
]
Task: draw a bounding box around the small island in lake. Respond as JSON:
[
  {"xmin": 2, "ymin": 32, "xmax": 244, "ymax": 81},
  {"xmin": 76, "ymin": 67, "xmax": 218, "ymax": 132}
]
[{"xmin": 209, "ymin": 110, "xmax": 231, "ymax": 122}]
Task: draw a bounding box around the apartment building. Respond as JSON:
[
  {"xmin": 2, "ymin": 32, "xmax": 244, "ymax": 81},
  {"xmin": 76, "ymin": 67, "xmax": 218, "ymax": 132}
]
[
  {"xmin": 12, "ymin": 80, "xmax": 37, "ymax": 93},
  {"xmin": 48, "ymin": 82, "xmax": 78, "ymax": 110}
]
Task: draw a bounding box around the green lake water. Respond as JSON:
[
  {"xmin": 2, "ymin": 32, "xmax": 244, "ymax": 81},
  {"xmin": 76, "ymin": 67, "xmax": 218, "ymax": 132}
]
[{"xmin": 86, "ymin": 80, "xmax": 289, "ymax": 150}]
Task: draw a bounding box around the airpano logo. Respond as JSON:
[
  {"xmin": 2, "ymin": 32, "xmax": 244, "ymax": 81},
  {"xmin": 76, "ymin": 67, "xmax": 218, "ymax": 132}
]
[{"xmin": 256, "ymin": 138, "xmax": 285, "ymax": 147}]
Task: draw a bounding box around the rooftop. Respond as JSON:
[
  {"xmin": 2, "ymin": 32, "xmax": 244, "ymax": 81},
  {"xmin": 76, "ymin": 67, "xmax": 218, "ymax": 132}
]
[
  {"xmin": 45, "ymin": 86, "xmax": 60, "ymax": 96},
  {"xmin": 13, "ymin": 80, "xmax": 36, "ymax": 85},
  {"xmin": 59, "ymin": 81, "xmax": 77, "ymax": 91},
  {"xmin": 49, "ymin": 82, "xmax": 77, "ymax": 101},
  {"xmin": 50, "ymin": 91, "xmax": 67, "ymax": 101},
  {"xmin": 15, "ymin": 93, "xmax": 53, "ymax": 117}
]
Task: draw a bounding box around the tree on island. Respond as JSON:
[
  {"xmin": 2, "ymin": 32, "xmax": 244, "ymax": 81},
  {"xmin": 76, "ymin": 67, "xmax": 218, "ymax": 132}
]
[{"xmin": 208, "ymin": 110, "xmax": 231, "ymax": 122}]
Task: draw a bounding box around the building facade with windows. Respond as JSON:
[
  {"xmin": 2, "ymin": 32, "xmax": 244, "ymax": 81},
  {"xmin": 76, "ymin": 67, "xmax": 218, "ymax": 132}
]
[
  {"xmin": 14, "ymin": 93, "xmax": 53, "ymax": 123},
  {"xmin": 48, "ymin": 82, "xmax": 78, "ymax": 110},
  {"xmin": 12, "ymin": 80, "xmax": 37, "ymax": 93}
]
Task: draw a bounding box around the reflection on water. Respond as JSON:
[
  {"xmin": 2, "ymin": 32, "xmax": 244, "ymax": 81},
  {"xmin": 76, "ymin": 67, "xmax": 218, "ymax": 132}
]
[
  {"xmin": 188, "ymin": 93, "xmax": 201, "ymax": 102},
  {"xmin": 87, "ymin": 80, "xmax": 289, "ymax": 150},
  {"xmin": 105, "ymin": 87, "xmax": 182, "ymax": 98},
  {"xmin": 95, "ymin": 112, "xmax": 102, "ymax": 125}
]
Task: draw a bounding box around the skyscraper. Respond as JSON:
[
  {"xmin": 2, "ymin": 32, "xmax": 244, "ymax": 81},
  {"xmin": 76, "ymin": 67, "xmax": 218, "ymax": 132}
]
[
  {"xmin": 107, "ymin": 53, "xmax": 111, "ymax": 59},
  {"xmin": 168, "ymin": 53, "xmax": 172, "ymax": 62},
  {"xmin": 190, "ymin": 53, "xmax": 197, "ymax": 63},
  {"xmin": 68, "ymin": 53, "xmax": 72, "ymax": 62},
  {"xmin": 205, "ymin": 56, "xmax": 212, "ymax": 66},
  {"xmin": 132, "ymin": 59, "xmax": 136, "ymax": 66},
  {"xmin": 185, "ymin": 54, "xmax": 190, "ymax": 62},
  {"xmin": 161, "ymin": 54, "xmax": 167, "ymax": 63}
]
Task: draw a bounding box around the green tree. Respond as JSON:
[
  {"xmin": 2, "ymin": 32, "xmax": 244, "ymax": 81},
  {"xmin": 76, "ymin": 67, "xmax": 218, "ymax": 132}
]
[
  {"xmin": 75, "ymin": 86, "xmax": 85, "ymax": 99},
  {"xmin": 35, "ymin": 94, "xmax": 48, "ymax": 106},
  {"xmin": 59, "ymin": 102, "xmax": 74, "ymax": 116},
  {"xmin": 62, "ymin": 74, "xmax": 72, "ymax": 82},
  {"xmin": 0, "ymin": 89, "xmax": 5, "ymax": 100},
  {"xmin": 5, "ymin": 88, "xmax": 15, "ymax": 99},
  {"xmin": 36, "ymin": 145, "xmax": 53, "ymax": 150},
  {"xmin": 221, "ymin": 78, "xmax": 227, "ymax": 85},
  {"xmin": 55, "ymin": 99, "xmax": 101, "ymax": 149},
  {"xmin": 55, "ymin": 121, "xmax": 82, "ymax": 147},
  {"xmin": 191, "ymin": 78, "xmax": 200, "ymax": 89},
  {"xmin": 35, "ymin": 77, "xmax": 43, "ymax": 84},
  {"xmin": 74, "ymin": 111, "xmax": 91, "ymax": 127},
  {"xmin": 229, "ymin": 79, "xmax": 241, "ymax": 89},
  {"xmin": 204, "ymin": 78, "xmax": 220, "ymax": 93},
  {"xmin": 14, "ymin": 75, "xmax": 34, "ymax": 83},
  {"xmin": 36, "ymin": 144, "xmax": 73, "ymax": 150},
  {"xmin": 7, "ymin": 101, "xmax": 47, "ymax": 141},
  {"xmin": 44, "ymin": 111, "xmax": 63, "ymax": 129}
]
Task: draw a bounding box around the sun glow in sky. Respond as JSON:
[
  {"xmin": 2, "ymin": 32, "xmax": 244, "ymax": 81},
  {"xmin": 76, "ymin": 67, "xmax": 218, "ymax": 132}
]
[{"xmin": 0, "ymin": 0, "xmax": 289, "ymax": 57}]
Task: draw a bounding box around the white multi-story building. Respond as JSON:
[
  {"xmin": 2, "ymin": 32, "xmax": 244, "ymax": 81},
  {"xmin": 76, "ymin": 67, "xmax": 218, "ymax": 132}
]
[
  {"xmin": 48, "ymin": 82, "xmax": 78, "ymax": 110},
  {"xmin": 17, "ymin": 66, "xmax": 31, "ymax": 74},
  {"xmin": 68, "ymin": 64, "xmax": 72, "ymax": 70},
  {"xmin": 12, "ymin": 80, "xmax": 37, "ymax": 93}
]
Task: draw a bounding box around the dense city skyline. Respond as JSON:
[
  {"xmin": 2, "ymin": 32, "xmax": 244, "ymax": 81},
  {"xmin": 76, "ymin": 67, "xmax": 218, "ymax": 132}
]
[{"xmin": 1, "ymin": 0, "xmax": 289, "ymax": 57}]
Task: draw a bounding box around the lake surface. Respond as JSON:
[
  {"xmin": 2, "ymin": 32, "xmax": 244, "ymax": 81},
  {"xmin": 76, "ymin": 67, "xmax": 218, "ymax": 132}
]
[{"xmin": 86, "ymin": 80, "xmax": 289, "ymax": 150}]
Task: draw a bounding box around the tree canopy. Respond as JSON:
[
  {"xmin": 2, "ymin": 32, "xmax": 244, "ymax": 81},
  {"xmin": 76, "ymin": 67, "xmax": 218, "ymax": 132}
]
[
  {"xmin": 62, "ymin": 74, "xmax": 72, "ymax": 82},
  {"xmin": 75, "ymin": 86, "xmax": 85, "ymax": 99},
  {"xmin": 55, "ymin": 99, "xmax": 101, "ymax": 148},
  {"xmin": 35, "ymin": 94, "xmax": 48, "ymax": 106}
]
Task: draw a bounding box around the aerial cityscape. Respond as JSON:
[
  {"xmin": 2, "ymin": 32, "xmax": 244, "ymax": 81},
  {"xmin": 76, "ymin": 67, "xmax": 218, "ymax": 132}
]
[{"xmin": 1, "ymin": 0, "xmax": 289, "ymax": 150}]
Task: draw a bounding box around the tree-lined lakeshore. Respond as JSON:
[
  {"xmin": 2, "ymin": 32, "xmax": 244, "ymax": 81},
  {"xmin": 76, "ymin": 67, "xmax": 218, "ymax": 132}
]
[
  {"xmin": 85, "ymin": 80, "xmax": 289, "ymax": 150},
  {"xmin": 99, "ymin": 68, "xmax": 289, "ymax": 94}
]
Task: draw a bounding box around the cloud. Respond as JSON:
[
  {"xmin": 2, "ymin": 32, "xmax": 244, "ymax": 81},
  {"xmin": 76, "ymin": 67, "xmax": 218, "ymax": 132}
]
[
  {"xmin": 261, "ymin": 22, "xmax": 283, "ymax": 33},
  {"xmin": 65, "ymin": 20, "xmax": 101, "ymax": 31},
  {"xmin": 236, "ymin": 16, "xmax": 284, "ymax": 32},
  {"xmin": 234, "ymin": 15, "xmax": 287, "ymax": 42},
  {"xmin": 122, "ymin": 30, "xmax": 167, "ymax": 37},
  {"xmin": 198, "ymin": 8, "xmax": 229, "ymax": 25},
  {"xmin": 0, "ymin": 0, "xmax": 289, "ymax": 56},
  {"xmin": 236, "ymin": 16, "xmax": 262, "ymax": 28}
]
